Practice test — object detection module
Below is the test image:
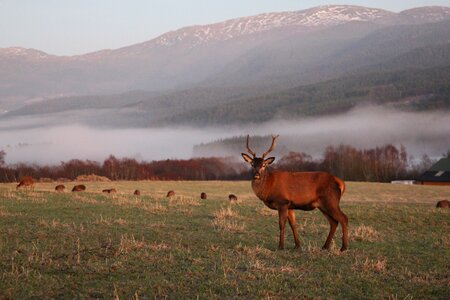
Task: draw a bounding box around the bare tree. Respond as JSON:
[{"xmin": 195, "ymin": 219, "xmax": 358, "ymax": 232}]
[{"xmin": 0, "ymin": 150, "xmax": 5, "ymax": 166}]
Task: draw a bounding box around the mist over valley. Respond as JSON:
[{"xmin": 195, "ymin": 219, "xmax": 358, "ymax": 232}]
[{"xmin": 1, "ymin": 106, "xmax": 448, "ymax": 165}]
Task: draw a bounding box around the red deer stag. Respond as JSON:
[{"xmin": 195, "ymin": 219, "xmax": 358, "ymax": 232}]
[
  {"xmin": 241, "ymin": 135, "xmax": 349, "ymax": 251},
  {"xmin": 16, "ymin": 176, "xmax": 35, "ymax": 190}
]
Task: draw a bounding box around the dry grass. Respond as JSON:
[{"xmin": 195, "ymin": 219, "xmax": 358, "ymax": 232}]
[
  {"xmin": 352, "ymin": 224, "xmax": 382, "ymax": 242},
  {"xmin": 148, "ymin": 242, "xmax": 170, "ymax": 251},
  {"xmin": 142, "ymin": 203, "xmax": 167, "ymax": 214},
  {"xmin": 71, "ymin": 193, "xmax": 98, "ymax": 204},
  {"xmin": 94, "ymin": 215, "xmax": 127, "ymax": 226},
  {"xmin": 76, "ymin": 174, "xmax": 111, "ymax": 182},
  {"xmin": 117, "ymin": 234, "xmax": 146, "ymax": 255},
  {"xmin": 212, "ymin": 207, "xmax": 245, "ymax": 233},
  {"xmin": 168, "ymin": 195, "xmax": 200, "ymax": 206},
  {"xmin": 353, "ymin": 256, "xmax": 388, "ymax": 273},
  {"xmin": 257, "ymin": 206, "xmax": 277, "ymax": 216}
]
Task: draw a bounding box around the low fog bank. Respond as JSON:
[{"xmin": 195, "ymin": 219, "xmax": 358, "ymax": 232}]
[
  {"xmin": 0, "ymin": 126, "xmax": 230, "ymax": 165},
  {"xmin": 251, "ymin": 106, "xmax": 450, "ymax": 159},
  {"xmin": 0, "ymin": 106, "xmax": 449, "ymax": 165}
]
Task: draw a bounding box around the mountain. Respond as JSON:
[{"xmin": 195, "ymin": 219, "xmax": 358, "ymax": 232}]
[{"xmin": 1, "ymin": 5, "xmax": 449, "ymax": 128}]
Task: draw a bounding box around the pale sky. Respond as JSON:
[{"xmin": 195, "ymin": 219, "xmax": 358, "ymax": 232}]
[{"xmin": 1, "ymin": 0, "xmax": 449, "ymax": 55}]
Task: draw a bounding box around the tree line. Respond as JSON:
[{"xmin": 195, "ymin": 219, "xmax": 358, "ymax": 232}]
[{"xmin": 0, "ymin": 145, "xmax": 445, "ymax": 183}]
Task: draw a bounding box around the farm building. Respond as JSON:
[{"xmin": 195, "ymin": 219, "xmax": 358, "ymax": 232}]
[{"xmin": 416, "ymin": 158, "xmax": 450, "ymax": 186}]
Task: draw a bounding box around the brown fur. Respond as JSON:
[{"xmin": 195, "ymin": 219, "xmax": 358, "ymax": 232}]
[
  {"xmin": 71, "ymin": 184, "xmax": 86, "ymax": 192},
  {"xmin": 16, "ymin": 176, "xmax": 34, "ymax": 190},
  {"xmin": 200, "ymin": 192, "xmax": 207, "ymax": 199},
  {"xmin": 55, "ymin": 184, "xmax": 65, "ymax": 192},
  {"xmin": 134, "ymin": 190, "xmax": 141, "ymax": 196},
  {"xmin": 102, "ymin": 188, "xmax": 117, "ymax": 194},
  {"xmin": 242, "ymin": 135, "xmax": 349, "ymax": 251},
  {"xmin": 166, "ymin": 190, "xmax": 175, "ymax": 197},
  {"xmin": 436, "ymin": 200, "xmax": 450, "ymax": 208},
  {"xmin": 228, "ymin": 194, "xmax": 238, "ymax": 201}
]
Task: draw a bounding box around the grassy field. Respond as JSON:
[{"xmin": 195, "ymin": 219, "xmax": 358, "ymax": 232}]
[{"xmin": 0, "ymin": 181, "xmax": 449, "ymax": 299}]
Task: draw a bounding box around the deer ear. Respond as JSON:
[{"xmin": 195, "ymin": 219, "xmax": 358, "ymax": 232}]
[
  {"xmin": 241, "ymin": 153, "xmax": 253, "ymax": 164},
  {"xmin": 264, "ymin": 157, "xmax": 275, "ymax": 165}
]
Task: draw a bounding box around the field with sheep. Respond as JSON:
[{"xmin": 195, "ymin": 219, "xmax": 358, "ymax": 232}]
[{"xmin": 0, "ymin": 181, "xmax": 449, "ymax": 299}]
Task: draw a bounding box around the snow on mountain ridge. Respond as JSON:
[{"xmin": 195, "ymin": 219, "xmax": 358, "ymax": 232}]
[
  {"xmin": 0, "ymin": 47, "xmax": 50, "ymax": 59},
  {"xmin": 150, "ymin": 5, "xmax": 393, "ymax": 48}
]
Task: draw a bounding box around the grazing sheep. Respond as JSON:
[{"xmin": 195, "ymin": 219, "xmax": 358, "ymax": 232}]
[
  {"xmin": 55, "ymin": 184, "xmax": 65, "ymax": 192},
  {"xmin": 16, "ymin": 176, "xmax": 34, "ymax": 190},
  {"xmin": 228, "ymin": 194, "xmax": 238, "ymax": 201},
  {"xmin": 166, "ymin": 190, "xmax": 175, "ymax": 197},
  {"xmin": 200, "ymin": 192, "xmax": 207, "ymax": 199},
  {"xmin": 134, "ymin": 189, "xmax": 141, "ymax": 196},
  {"xmin": 72, "ymin": 184, "xmax": 86, "ymax": 192},
  {"xmin": 436, "ymin": 200, "xmax": 450, "ymax": 208},
  {"xmin": 102, "ymin": 188, "xmax": 117, "ymax": 194}
]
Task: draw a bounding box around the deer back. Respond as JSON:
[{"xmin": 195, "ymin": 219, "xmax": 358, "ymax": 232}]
[{"xmin": 252, "ymin": 171, "xmax": 343, "ymax": 207}]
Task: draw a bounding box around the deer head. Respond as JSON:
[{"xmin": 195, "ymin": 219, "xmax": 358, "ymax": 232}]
[{"xmin": 241, "ymin": 135, "xmax": 279, "ymax": 180}]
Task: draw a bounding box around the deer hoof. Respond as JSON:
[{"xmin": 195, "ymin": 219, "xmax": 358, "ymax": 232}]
[
  {"xmin": 340, "ymin": 246, "xmax": 348, "ymax": 252},
  {"xmin": 294, "ymin": 244, "xmax": 300, "ymax": 250}
]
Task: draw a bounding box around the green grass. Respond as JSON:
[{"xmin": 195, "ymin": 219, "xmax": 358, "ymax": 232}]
[{"xmin": 0, "ymin": 181, "xmax": 449, "ymax": 299}]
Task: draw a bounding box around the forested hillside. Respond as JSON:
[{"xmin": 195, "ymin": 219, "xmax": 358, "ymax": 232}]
[{"xmin": 167, "ymin": 66, "xmax": 450, "ymax": 125}]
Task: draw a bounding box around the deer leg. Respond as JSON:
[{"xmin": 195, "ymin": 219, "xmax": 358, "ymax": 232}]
[
  {"xmin": 278, "ymin": 206, "xmax": 289, "ymax": 250},
  {"xmin": 327, "ymin": 208, "xmax": 349, "ymax": 252},
  {"xmin": 287, "ymin": 209, "xmax": 300, "ymax": 249},
  {"xmin": 319, "ymin": 209, "xmax": 338, "ymax": 250},
  {"xmin": 338, "ymin": 209, "xmax": 349, "ymax": 252}
]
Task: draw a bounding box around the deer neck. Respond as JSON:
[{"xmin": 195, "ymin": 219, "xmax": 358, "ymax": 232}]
[{"xmin": 251, "ymin": 170, "xmax": 271, "ymax": 201}]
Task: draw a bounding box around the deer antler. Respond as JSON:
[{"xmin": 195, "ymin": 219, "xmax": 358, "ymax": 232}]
[
  {"xmin": 245, "ymin": 135, "xmax": 256, "ymax": 158},
  {"xmin": 262, "ymin": 135, "xmax": 279, "ymax": 159}
]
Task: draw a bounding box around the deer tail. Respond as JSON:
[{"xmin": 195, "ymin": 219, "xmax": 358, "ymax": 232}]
[{"xmin": 334, "ymin": 177, "xmax": 345, "ymax": 197}]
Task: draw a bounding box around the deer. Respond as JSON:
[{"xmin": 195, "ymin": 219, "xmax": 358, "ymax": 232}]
[
  {"xmin": 200, "ymin": 192, "xmax": 207, "ymax": 200},
  {"xmin": 228, "ymin": 194, "xmax": 238, "ymax": 201},
  {"xmin": 16, "ymin": 176, "xmax": 35, "ymax": 190},
  {"xmin": 55, "ymin": 184, "xmax": 65, "ymax": 192},
  {"xmin": 436, "ymin": 200, "xmax": 450, "ymax": 208},
  {"xmin": 72, "ymin": 184, "xmax": 86, "ymax": 192},
  {"xmin": 241, "ymin": 135, "xmax": 349, "ymax": 252}
]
